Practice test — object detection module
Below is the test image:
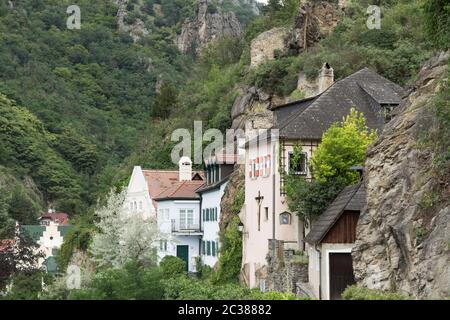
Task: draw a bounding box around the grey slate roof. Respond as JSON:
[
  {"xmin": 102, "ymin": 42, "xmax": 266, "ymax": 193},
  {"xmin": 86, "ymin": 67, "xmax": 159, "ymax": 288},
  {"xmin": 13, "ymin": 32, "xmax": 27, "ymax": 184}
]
[
  {"xmin": 275, "ymin": 68, "xmax": 405, "ymax": 140},
  {"xmin": 304, "ymin": 182, "xmax": 366, "ymax": 245}
]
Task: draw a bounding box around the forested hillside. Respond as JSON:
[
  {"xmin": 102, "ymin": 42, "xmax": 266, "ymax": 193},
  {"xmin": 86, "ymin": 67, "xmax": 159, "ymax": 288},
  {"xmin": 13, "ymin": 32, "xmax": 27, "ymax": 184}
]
[
  {"xmin": 0, "ymin": 0, "xmax": 260, "ymax": 233},
  {"xmin": 0, "ymin": 0, "xmax": 441, "ymax": 234}
]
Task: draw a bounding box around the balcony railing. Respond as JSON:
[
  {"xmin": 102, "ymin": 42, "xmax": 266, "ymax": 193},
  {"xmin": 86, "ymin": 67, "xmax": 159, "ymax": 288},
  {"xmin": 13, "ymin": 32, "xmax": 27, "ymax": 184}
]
[{"xmin": 171, "ymin": 219, "xmax": 202, "ymax": 234}]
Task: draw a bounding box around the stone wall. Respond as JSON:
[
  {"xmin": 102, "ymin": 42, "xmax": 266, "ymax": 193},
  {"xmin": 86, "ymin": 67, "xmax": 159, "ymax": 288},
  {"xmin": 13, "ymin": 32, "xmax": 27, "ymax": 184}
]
[{"xmin": 264, "ymin": 240, "xmax": 309, "ymax": 295}]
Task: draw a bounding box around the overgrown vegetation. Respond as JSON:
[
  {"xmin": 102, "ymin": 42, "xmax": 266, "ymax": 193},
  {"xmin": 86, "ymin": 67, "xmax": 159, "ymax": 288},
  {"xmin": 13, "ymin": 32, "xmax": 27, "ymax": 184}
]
[
  {"xmin": 286, "ymin": 109, "xmax": 376, "ymax": 223},
  {"xmin": 342, "ymin": 285, "xmax": 409, "ymax": 300}
]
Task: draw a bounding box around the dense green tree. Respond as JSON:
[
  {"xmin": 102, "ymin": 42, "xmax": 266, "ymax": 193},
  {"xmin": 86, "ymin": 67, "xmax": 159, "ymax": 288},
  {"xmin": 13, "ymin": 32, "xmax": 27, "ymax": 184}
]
[
  {"xmin": 150, "ymin": 82, "xmax": 178, "ymax": 119},
  {"xmin": 69, "ymin": 261, "xmax": 164, "ymax": 300},
  {"xmin": 311, "ymin": 108, "xmax": 377, "ymax": 184},
  {"xmin": 160, "ymin": 256, "xmax": 187, "ymax": 278}
]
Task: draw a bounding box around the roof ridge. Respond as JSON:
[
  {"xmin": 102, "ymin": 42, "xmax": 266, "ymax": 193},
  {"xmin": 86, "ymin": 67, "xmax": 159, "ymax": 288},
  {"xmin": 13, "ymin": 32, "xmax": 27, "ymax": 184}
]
[{"xmin": 277, "ymin": 68, "xmax": 365, "ymax": 133}]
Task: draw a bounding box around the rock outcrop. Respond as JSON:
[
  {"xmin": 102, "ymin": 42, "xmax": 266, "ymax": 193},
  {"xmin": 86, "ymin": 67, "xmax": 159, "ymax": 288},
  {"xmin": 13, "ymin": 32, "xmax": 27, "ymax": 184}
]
[
  {"xmin": 177, "ymin": 0, "xmax": 243, "ymax": 54},
  {"xmin": 353, "ymin": 52, "xmax": 450, "ymax": 299},
  {"xmin": 230, "ymin": 86, "xmax": 276, "ymax": 130},
  {"xmin": 116, "ymin": 0, "xmax": 150, "ymax": 42},
  {"xmin": 250, "ymin": 27, "xmax": 290, "ymax": 68},
  {"xmin": 287, "ymin": 1, "xmax": 341, "ymax": 53},
  {"xmin": 249, "ymin": 1, "xmax": 341, "ymax": 68}
]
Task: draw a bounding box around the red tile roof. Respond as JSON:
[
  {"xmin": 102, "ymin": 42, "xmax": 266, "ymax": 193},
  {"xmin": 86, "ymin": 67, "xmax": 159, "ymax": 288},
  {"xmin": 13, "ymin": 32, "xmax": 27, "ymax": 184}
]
[
  {"xmin": 154, "ymin": 180, "xmax": 205, "ymax": 201},
  {"xmin": 142, "ymin": 170, "xmax": 204, "ymax": 206},
  {"xmin": 40, "ymin": 212, "xmax": 69, "ymax": 225}
]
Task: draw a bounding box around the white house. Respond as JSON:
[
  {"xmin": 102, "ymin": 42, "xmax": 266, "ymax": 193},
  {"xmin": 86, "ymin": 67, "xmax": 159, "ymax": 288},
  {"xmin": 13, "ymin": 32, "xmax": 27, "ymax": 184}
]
[
  {"xmin": 153, "ymin": 157, "xmax": 205, "ymax": 272},
  {"xmin": 240, "ymin": 66, "xmax": 405, "ymax": 290},
  {"xmin": 125, "ymin": 162, "xmax": 204, "ymax": 221},
  {"xmin": 196, "ymin": 153, "xmax": 237, "ymax": 267},
  {"xmin": 21, "ymin": 212, "xmax": 72, "ymax": 274}
]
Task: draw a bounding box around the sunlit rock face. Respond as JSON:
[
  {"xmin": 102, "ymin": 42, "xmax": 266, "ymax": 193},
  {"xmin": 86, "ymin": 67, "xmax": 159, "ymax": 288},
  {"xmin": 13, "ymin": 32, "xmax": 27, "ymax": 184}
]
[{"xmin": 353, "ymin": 52, "xmax": 450, "ymax": 299}]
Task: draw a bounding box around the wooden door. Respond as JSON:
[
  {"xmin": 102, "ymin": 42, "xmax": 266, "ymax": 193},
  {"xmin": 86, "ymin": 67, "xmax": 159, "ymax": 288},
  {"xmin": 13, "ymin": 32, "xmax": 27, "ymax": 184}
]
[
  {"xmin": 329, "ymin": 253, "xmax": 355, "ymax": 300},
  {"xmin": 176, "ymin": 245, "xmax": 189, "ymax": 272}
]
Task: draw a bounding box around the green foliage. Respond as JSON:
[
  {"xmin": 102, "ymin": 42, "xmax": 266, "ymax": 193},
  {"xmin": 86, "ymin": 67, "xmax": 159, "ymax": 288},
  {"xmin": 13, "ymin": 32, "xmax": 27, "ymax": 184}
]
[
  {"xmin": 151, "ymin": 82, "xmax": 178, "ymax": 119},
  {"xmin": 342, "ymin": 285, "xmax": 409, "ymax": 300},
  {"xmin": 423, "ymin": 0, "xmax": 450, "ymax": 49},
  {"xmin": 430, "ymin": 67, "xmax": 450, "ymax": 176},
  {"xmin": 69, "ymin": 261, "xmax": 164, "ymax": 300},
  {"xmin": 0, "ymin": 185, "xmax": 14, "ymax": 239},
  {"xmin": 163, "ymin": 276, "xmax": 299, "ymax": 300},
  {"xmin": 0, "ymin": 94, "xmax": 85, "ymax": 213},
  {"xmin": 247, "ymin": 57, "xmax": 299, "ymax": 96},
  {"xmin": 160, "ymin": 256, "xmax": 187, "ymax": 278},
  {"xmin": 57, "ymin": 221, "xmax": 92, "ymax": 272},
  {"xmin": 213, "ymin": 215, "xmax": 242, "ymax": 284},
  {"xmin": 311, "ymin": 109, "xmax": 377, "ymax": 184},
  {"xmin": 286, "ymin": 176, "xmax": 345, "ymax": 223},
  {"xmin": 199, "ymin": 37, "xmax": 244, "ymax": 70},
  {"xmin": 2, "ymin": 272, "xmax": 45, "ymax": 300}
]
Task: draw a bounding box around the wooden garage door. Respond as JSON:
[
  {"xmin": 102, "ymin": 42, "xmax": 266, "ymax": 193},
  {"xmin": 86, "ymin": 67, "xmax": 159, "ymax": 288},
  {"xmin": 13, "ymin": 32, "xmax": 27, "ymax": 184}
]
[{"xmin": 329, "ymin": 253, "xmax": 355, "ymax": 300}]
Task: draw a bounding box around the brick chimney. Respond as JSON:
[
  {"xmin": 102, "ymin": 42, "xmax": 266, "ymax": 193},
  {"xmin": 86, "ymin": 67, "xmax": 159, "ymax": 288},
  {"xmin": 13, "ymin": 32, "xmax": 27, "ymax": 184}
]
[
  {"xmin": 178, "ymin": 156, "xmax": 192, "ymax": 181},
  {"xmin": 318, "ymin": 62, "xmax": 334, "ymax": 93}
]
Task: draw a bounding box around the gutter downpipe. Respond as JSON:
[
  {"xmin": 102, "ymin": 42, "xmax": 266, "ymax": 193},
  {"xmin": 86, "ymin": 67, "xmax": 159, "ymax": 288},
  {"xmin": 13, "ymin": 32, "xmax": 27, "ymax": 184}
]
[{"xmin": 315, "ymin": 243, "xmax": 322, "ymax": 300}]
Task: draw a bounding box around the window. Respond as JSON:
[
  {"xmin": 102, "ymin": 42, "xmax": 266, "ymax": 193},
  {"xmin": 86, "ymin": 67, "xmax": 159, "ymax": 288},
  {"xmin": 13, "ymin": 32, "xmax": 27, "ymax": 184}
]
[
  {"xmin": 215, "ymin": 208, "xmax": 218, "ymax": 221},
  {"xmin": 179, "ymin": 209, "xmax": 194, "ymax": 229},
  {"xmin": 288, "ymin": 152, "xmax": 308, "ymax": 175},
  {"xmin": 164, "ymin": 209, "xmax": 169, "ymax": 221},
  {"xmin": 265, "ymin": 207, "xmax": 269, "ymax": 221},
  {"xmin": 139, "ymin": 201, "xmax": 142, "ymax": 210},
  {"xmin": 159, "ymin": 240, "xmax": 167, "ymax": 251},
  {"xmin": 280, "ymin": 212, "xmax": 292, "ymax": 225},
  {"xmin": 158, "ymin": 208, "xmax": 163, "ymax": 219},
  {"xmin": 202, "ymin": 209, "xmax": 205, "ymax": 222},
  {"xmin": 216, "ymin": 241, "xmax": 219, "ymax": 255},
  {"xmin": 202, "ymin": 241, "xmax": 206, "ymax": 255},
  {"xmin": 206, "ymin": 208, "xmax": 210, "ymax": 221},
  {"xmin": 206, "ymin": 241, "xmax": 211, "ymax": 256},
  {"xmin": 212, "ymin": 241, "xmax": 216, "ymax": 256}
]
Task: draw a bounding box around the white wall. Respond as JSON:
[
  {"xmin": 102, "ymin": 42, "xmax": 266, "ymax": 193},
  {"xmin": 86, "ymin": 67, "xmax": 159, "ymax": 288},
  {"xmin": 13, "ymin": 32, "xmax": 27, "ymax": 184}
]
[
  {"xmin": 157, "ymin": 199, "xmax": 201, "ymax": 272},
  {"xmin": 200, "ymin": 181, "xmax": 228, "ymax": 267},
  {"xmin": 125, "ymin": 166, "xmax": 154, "ymax": 220},
  {"xmin": 308, "ymin": 243, "xmax": 355, "ymax": 300}
]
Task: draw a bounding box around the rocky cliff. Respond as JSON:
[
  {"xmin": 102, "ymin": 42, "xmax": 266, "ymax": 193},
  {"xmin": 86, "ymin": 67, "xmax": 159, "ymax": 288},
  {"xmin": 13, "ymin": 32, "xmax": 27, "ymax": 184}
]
[
  {"xmin": 115, "ymin": 0, "xmax": 150, "ymax": 43},
  {"xmin": 353, "ymin": 52, "xmax": 450, "ymax": 299},
  {"xmin": 250, "ymin": 1, "xmax": 341, "ymax": 68},
  {"xmin": 177, "ymin": 0, "xmax": 243, "ymax": 54}
]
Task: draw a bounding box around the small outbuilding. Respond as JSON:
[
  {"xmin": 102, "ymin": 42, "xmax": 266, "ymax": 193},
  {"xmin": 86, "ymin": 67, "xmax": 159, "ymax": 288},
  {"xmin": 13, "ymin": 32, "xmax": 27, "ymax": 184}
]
[{"xmin": 305, "ymin": 182, "xmax": 366, "ymax": 300}]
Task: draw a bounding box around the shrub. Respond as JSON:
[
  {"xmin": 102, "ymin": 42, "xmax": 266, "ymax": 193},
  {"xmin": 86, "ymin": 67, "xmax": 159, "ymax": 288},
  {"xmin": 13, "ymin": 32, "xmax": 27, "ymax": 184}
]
[
  {"xmin": 342, "ymin": 286, "xmax": 409, "ymax": 300},
  {"xmin": 160, "ymin": 256, "xmax": 187, "ymax": 279}
]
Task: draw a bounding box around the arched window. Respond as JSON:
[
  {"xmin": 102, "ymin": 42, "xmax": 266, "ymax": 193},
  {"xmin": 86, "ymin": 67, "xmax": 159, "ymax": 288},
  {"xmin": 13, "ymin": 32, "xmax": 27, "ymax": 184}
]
[{"xmin": 280, "ymin": 212, "xmax": 292, "ymax": 225}]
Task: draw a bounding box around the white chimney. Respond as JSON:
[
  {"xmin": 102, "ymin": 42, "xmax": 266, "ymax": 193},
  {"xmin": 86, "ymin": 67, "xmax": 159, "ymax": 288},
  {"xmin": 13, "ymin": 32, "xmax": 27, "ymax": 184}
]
[
  {"xmin": 178, "ymin": 156, "xmax": 192, "ymax": 181},
  {"xmin": 318, "ymin": 62, "xmax": 334, "ymax": 94}
]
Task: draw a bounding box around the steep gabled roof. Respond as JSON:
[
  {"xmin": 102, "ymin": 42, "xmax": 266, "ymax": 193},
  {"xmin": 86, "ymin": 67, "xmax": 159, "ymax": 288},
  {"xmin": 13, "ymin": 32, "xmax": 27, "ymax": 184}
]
[
  {"xmin": 275, "ymin": 68, "xmax": 405, "ymax": 140},
  {"xmin": 305, "ymin": 182, "xmax": 366, "ymax": 245},
  {"xmin": 154, "ymin": 180, "xmax": 205, "ymax": 201}
]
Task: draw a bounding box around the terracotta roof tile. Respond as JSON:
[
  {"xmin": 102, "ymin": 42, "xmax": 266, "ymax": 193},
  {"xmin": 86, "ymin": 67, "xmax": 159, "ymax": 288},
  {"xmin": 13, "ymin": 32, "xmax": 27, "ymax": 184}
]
[{"xmin": 154, "ymin": 180, "xmax": 205, "ymax": 201}]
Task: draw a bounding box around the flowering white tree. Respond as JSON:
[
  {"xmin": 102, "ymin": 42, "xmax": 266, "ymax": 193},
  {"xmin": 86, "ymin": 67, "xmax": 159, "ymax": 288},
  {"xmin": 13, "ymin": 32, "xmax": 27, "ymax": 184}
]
[{"xmin": 90, "ymin": 189, "xmax": 161, "ymax": 268}]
